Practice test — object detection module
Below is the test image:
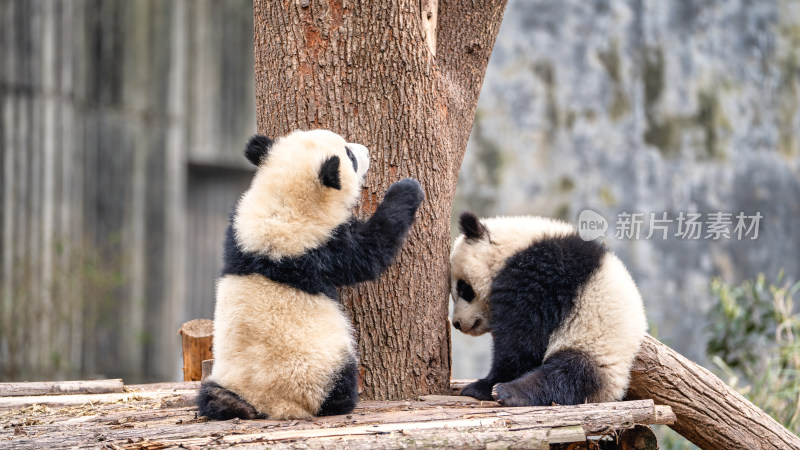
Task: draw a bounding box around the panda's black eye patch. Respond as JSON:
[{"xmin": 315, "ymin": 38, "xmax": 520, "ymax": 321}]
[
  {"xmin": 456, "ymin": 279, "xmax": 475, "ymax": 302},
  {"xmin": 345, "ymin": 147, "xmax": 358, "ymax": 172}
]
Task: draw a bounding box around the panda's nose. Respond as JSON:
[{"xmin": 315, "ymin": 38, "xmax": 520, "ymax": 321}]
[{"xmin": 453, "ymin": 320, "xmax": 461, "ymax": 330}]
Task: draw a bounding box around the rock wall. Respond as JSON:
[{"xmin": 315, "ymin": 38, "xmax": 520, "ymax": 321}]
[{"xmin": 452, "ymin": 0, "xmax": 800, "ymax": 376}]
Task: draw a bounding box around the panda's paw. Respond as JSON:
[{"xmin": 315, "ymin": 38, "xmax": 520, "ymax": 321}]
[
  {"xmin": 460, "ymin": 379, "xmax": 494, "ymax": 401},
  {"xmin": 492, "ymin": 382, "xmax": 533, "ymax": 407},
  {"xmin": 384, "ymin": 178, "xmax": 424, "ymax": 210}
]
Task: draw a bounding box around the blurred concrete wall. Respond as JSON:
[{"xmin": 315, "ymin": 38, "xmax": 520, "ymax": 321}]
[{"xmin": 0, "ymin": 0, "xmax": 255, "ymax": 382}]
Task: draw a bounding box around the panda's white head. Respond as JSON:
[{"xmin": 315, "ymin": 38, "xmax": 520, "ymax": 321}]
[
  {"xmin": 233, "ymin": 129, "xmax": 370, "ymax": 259},
  {"xmin": 450, "ymin": 211, "xmax": 576, "ymax": 336}
]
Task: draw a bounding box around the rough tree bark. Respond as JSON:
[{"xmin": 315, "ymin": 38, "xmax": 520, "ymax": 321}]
[
  {"xmin": 626, "ymin": 335, "xmax": 800, "ymax": 450},
  {"xmin": 252, "ymin": 1, "xmax": 507, "ymax": 399}
]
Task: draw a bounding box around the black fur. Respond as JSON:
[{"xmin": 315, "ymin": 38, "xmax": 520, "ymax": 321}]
[
  {"xmin": 318, "ymin": 358, "xmax": 359, "ymax": 416},
  {"xmin": 456, "ymin": 279, "xmax": 475, "ymax": 302},
  {"xmin": 492, "ymin": 349, "xmax": 602, "ymax": 406},
  {"xmin": 222, "ymin": 178, "xmax": 424, "ymax": 301},
  {"xmin": 197, "ymin": 380, "xmax": 266, "ymax": 420},
  {"xmin": 244, "ymin": 134, "xmax": 274, "ymax": 166},
  {"xmin": 345, "ymin": 147, "xmax": 358, "ymax": 172},
  {"xmin": 460, "ymin": 232, "xmax": 606, "ymax": 402},
  {"xmin": 319, "ymin": 155, "xmax": 342, "ymax": 190},
  {"xmin": 459, "ymin": 211, "xmax": 487, "ymax": 241}
]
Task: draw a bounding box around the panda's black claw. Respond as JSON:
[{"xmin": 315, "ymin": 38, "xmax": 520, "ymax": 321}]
[
  {"xmin": 491, "ymin": 382, "xmax": 530, "ymax": 407},
  {"xmin": 491, "ymin": 385, "xmax": 500, "ymax": 402}
]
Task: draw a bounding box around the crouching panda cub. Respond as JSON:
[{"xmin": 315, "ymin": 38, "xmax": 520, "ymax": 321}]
[
  {"xmin": 450, "ymin": 212, "xmax": 647, "ymax": 406},
  {"xmin": 198, "ymin": 129, "xmax": 424, "ymax": 420}
]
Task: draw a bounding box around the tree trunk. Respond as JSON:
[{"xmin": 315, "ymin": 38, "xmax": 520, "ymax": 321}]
[
  {"xmin": 626, "ymin": 334, "xmax": 800, "ymax": 450},
  {"xmin": 252, "ymin": 1, "xmax": 507, "ymax": 399}
]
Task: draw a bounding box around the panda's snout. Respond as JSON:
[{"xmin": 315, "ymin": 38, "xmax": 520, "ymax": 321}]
[{"xmin": 453, "ymin": 318, "xmax": 482, "ymax": 332}]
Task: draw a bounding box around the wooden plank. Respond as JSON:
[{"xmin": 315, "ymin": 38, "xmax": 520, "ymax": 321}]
[
  {"xmin": 5, "ymin": 387, "xmax": 672, "ymax": 449},
  {"xmin": 173, "ymin": 422, "xmax": 559, "ymax": 450},
  {"xmin": 125, "ymin": 381, "xmax": 201, "ymax": 392},
  {"xmin": 0, "ymin": 393, "xmax": 671, "ymax": 449},
  {"xmin": 0, "ymin": 379, "xmax": 123, "ymax": 397},
  {"xmin": 417, "ymin": 394, "xmax": 492, "ymax": 404},
  {"xmin": 0, "ymin": 389, "xmax": 196, "ymax": 410}
]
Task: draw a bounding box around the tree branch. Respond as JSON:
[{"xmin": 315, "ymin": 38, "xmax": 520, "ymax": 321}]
[
  {"xmin": 626, "ymin": 334, "xmax": 800, "ymax": 450},
  {"xmin": 435, "ymin": 0, "xmax": 508, "ymax": 114}
]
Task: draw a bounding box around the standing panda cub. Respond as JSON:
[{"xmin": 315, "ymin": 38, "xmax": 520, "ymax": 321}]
[
  {"xmin": 450, "ymin": 212, "xmax": 647, "ymax": 406},
  {"xmin": 198, "ymin": 130, "xmax": 424, "ymax": 420}
]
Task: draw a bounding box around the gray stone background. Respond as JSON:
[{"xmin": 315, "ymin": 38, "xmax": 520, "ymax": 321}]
[{"xmin": 451, "ymin": 0, "xmax": 800, "ymax": 378}]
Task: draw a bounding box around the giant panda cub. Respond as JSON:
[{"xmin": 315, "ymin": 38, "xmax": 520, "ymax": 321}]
[
  {"xmin": 198, "ymin": 129, "xmax": 424, "ymax": 420},
  {"xmin": 450, "ymin": 212, "xmax": 646, "ymax": 406}
]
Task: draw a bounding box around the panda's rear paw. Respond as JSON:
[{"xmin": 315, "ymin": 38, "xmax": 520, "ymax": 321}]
[{"xmin": 492, "ymin": 382, "xmax": 532, "ymax": 407}]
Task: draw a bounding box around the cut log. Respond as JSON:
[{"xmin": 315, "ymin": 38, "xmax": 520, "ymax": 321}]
[
  {"xmin": 178, "ymin": 319, "xmax": 214, "ymax": 381},
  {"xmin": 626, "ymin": 334, "xmax": 800, "ymax": 450},
  {"xmin": 0, "ymin": 379, "xmax": 123, "ymax": 397}
]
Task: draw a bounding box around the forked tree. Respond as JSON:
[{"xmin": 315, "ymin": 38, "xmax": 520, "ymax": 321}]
[{"xmin": 252, "ymin": 0, "xmax": 508, "ymax": 399}]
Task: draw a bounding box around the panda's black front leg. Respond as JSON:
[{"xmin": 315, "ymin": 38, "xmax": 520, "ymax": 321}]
[
  {"xmin": 354, "ymin": 178, "xmax": 423, "ymax": 265},
  {"xmin": 324, "ymin": 178, "xmax": 424, "ymax": 286},
  {"xmin": 460, "ymin": 332, "xmax": 528, "ymax": 401}
]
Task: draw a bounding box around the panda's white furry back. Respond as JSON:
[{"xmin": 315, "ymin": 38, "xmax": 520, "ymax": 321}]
[
  {"xmin": 450, "ymin": 212, "xmax": 646, "ymax": 406},
  {"xmin": 197, "ymin": 130, "xmax": 423, "ymax": 420}
]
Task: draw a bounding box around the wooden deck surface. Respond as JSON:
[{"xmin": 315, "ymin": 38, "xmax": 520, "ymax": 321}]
[{"xmin": 0, "ymin": 381, "xmax": 674, "ymax": 449}]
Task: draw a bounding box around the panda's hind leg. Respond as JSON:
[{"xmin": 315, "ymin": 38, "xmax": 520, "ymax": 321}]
[
  {"xmin": 197, "ymin": 380, "xmax": 266, "ymax": 420},
  {"xmin": 491, "ymin": 349, "xmax": 601, "ymax": 406},
  {"xmin": 317, "ymin": 358, "xmax": 359, "ymax": 416}
]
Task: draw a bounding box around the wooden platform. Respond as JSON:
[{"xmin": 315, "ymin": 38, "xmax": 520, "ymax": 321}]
[{"xmin": 0, "ymin": 380, "xmax": 674, "ymax": 449}]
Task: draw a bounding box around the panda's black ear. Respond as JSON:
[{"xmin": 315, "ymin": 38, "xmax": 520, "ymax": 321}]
[
  {"xmin": 319, "ymin": 155, "xmax": 342, "ymax": 190},
  {"xmin": 459, "ymin": 211, "xmax": 487, "ymax": 241},
  {"xmin": 244, "ymin": 134, "xmax": 274, "ymax": 166}
]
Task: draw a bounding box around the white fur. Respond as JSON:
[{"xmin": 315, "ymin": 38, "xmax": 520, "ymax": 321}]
[
  {"xmin": 545, "ymin": 252, "xmax": 647, "ymax": 402},
  {"xmin": 210, "ymin": 274, "xmax": 355, "ymax": 419},
  {"xmin": 450, "ymin": 215, "xmax": 647, "ymax": 402},
  {"xmin": 450, "ymin": 216, "xmax": 574, "ymax": 335},
  {"xmin": 234, "ymin": 129, "xmax": 369, "ymax": 259},
  {"xmin": 211, "ymin": 130, "xmax": 367, "ymax": 419}
]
